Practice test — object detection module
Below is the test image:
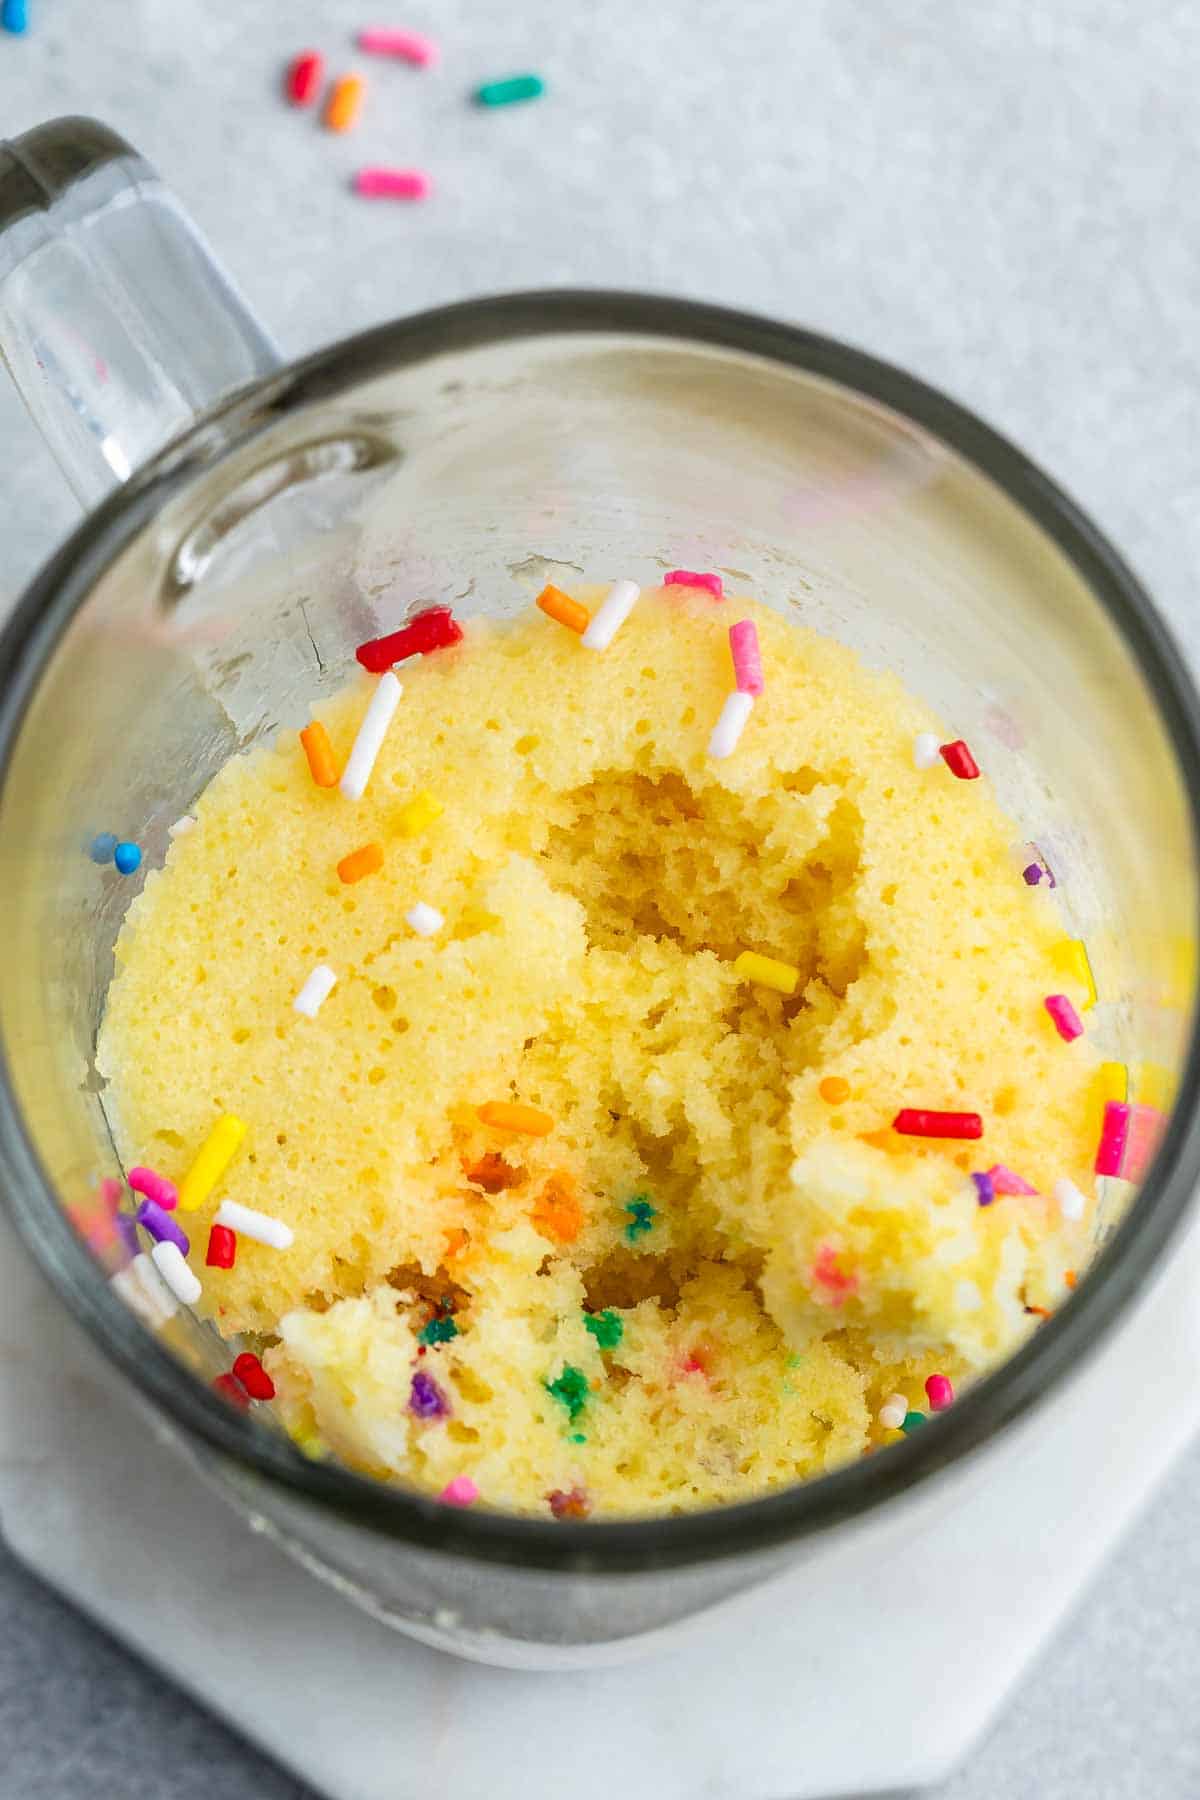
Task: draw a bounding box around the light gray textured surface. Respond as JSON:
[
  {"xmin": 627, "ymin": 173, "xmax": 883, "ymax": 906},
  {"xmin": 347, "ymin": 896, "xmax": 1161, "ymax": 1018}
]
[{"xmin": 0, "ymin": 0, "xmax": 1198, "ymax": 1794}]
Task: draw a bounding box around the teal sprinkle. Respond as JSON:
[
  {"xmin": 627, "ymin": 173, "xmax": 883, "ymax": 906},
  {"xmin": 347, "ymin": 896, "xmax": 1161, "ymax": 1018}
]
[
  {"xmin": 545, "ymin": 1364, "xmax": 590, "ymax": 1423},
  {"xmin": 623, "ymin": 1194, "xmax": 657, "ymax": 1243},
  {"xmin": 474, "ymin": 73, "xmax": 545, "ymax": 107},
  {"xmin": 417, "ymin": 1315, "xmax": 459, "ymax": 1347},
  {"xmin": 900, "ymin": 1410, "xmax": 927, "ymax": 1433},
  {"xmin": 584, "ymin": 1308, "xmax": 624, "ymax": 1350},
  {"xmin": 570, "ymin": 1432, "xmax": 587, "ymax": 1445}
]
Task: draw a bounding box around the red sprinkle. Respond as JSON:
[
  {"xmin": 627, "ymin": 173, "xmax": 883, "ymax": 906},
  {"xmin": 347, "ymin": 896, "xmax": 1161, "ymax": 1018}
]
[
  {"xmin": 205, "ymin": 1224, "xmax": 237, "ymax": 1269},
  {"xmin": 213, "ymin": 1372, "xmax": 250, "ymax": 1409},
  {"xmin": 355, "ymin": 605, "xmax": 463, "ymax": 672},
  {"xmin": 893, "ymin": 1108, "xmax": 983, "ymax": 1140},
  {"xmin": 286, "ymin": 50, "xmax": 324, "ymax": 107},
  {"xmin": 811, "ymin": 1242, "xmax": 857, "ymax": 1303},
  {"xmin": 547, "ymin": 1486, "xmax": 591, "ymax": 1519},
  {"xmin": 939, "ymin": 740, "xmax": 980, "ymax": 780},
  {"xmin": 925, "ymin": 1373, "xmax": 954, "ymax": 1411},
  {"xmin": 232, "ymin": 1351, "xmax": 276, "ymax": 1401}
]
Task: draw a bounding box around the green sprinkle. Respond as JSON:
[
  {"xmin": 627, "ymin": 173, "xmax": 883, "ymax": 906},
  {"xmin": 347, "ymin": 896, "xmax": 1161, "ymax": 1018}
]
[
  {"xmin": 624, "ymin": 1195, "xmax": 657, "ymax": 1243},
  {"xmin": 570, "ymin": 1432, "xmax": 587, "ymax": 1445},
  {"xmin": 583, "ymin": 1308, "xmax": 624, "ymax": 1350},
  {"xmin": 417, "ymin": 1315, "xmax": 459, "ymax": 1347},
  {"xmin": 545, "ymin": 1364, "xmax": 590, "ymax": 1422},
  {"xmin": 900, "ymin": 1410, "xmax": 927, "ymax": 1433},
  {"xmin": 474, "ymin": 73, "xmax": 545, "ymax": 107},
  {"xmin": 786, "ymin": 1354, "xmax": 804, "ymax": 1369}
]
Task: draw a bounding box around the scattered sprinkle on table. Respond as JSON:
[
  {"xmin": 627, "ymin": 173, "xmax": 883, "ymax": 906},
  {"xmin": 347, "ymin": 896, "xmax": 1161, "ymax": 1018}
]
[
  {"xmin": 355, "ymin": 167, "xmax": 431, "ymax": 201},
  {"xmin": 729, "ymin": 619, "xmax": 764, "ymax": 696},
  {"xmin": 878, "ymin": 1393, "xmax": 908, "ymax": 1430},
  {"xmin": 708, "ymin": 689, "xmax": 754, "ymax": 758},
  {"xmin": 1094, "ymin": 1100, "xmax": 1130, "ymax": 1177},
  {"xmin": 477, "ymin": 1100, "xmax": 554, "ymax": 1136},
  {"xmin": 583, "ymin": 1308, "xmax": 623, "ymax": 1350},
  {"xmin": 734, "ymin": 949, "xmax": 798, "ymax": 996},
  {"xmin": 89, "ymin": 832, "xmax": 118, "ymax": 864},
  {"xmin": 286, "ymin": 49, "xmax": 324, "ymax": 106},
  {"xmin": 536, "ymin": 583, "xmax": 590, "ymax": 634},
  {"xmin": 406, "ymin": 900, "xmax": 444, "ymax": 936},
  {"xmin": 474, "ymin": 72, "xmax": 545, "ymax": 107},
  {"xmin": 1053, "ymin": 1176, "xmax": 1087, "ymax": 1221},
  {"xmin": 894, "ymin": 1108, "xmax": 983, "ymax": 1140},
  {"xmin": 340, "ymin": 671, "xmax": 402, "ymax": 800},
  {"xmin": 136, "ymin": 1200, "xmax": 188, "ymax": 1253},
  {"xmin": 300, "ymin": 720, "xmax": 340, "ymax": 788},
  {"xmin": 939, "ymin": 740, "xmax": 980, "ymax": 780},
  {"xmin": 356, "ymin": 606, "xmax": 462, "ymax": 671},
  {"xmin": 396, "ymin": 791, "xmax": 444, "ymax": 836},
  {"xmin": 1044, "ymin": 993, "xmax": 1084, "ymax": 1042},
  {"xmin": 545, "ymin": 1364, "xmax": 589, "ymax": 1421},
  {"xmin": 151, "ymin": 1239, "xmax": 201, "ymax": 1305},
  {"xmin": 294, "ymin": 963, "xmax": 338, "ymax": 1018},
  {"xmin": 2, "ymin": 0, "xmax": 28, "ymax": 34},
  {"xmin": 326, "ymin": 72, "xmax": 367, "ymax": 133},
  {"xmin": 925, "ymin": 1373, "xmax": 954, "ymax": 1411},
  {"xmin": 206, "ymin": 1224, "xmax": 237, "ymax": 1268},
  {"xmin": 178, "ymin": 1114, "xmax": 247, "ymax": 1212},
  {"xmin": 114, "ymin": 841, "xmax": 142, "ymax": 875},
  {"xmin": 439, "ymin": 1475, "xmax": 479, "ymax": 1506},
  {"xmin": 665, "ymin": 569, "xmax": 723, "ymax": 599},
  {"xmin": 580, "ymin": 579, "xmax": 640, "ymax": 652},
  {"xmin": 213, "ymin": 1199, "xmax": 294, "ymax": 1250},
  {"xmin": 233, "ymin": 1351, "xmax": 276, "ymax": 1400},
  {"xmin": 358, "ymin": 26, "xmax": 438, "ymax": 65},
  {"xmin": 624, "ymin": 1195, "xmax": 656, "ymax": 1242},
  {"xmin": 912, "ymin": 732, "xmax": 939, "ymax": 769},
  {"xmin": 128, "ymin": 1165, "xmax": 178, "ymax": 1210},
  {"xmin": 338, "ymin": 842, "xmax": 384, "ymax": 884}
]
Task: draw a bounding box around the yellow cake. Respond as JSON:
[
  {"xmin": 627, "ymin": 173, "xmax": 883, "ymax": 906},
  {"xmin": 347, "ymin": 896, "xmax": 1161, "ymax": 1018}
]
[{"xmin": 96, "ymin": 583, "xmax": 1101, "ymax": 1516}]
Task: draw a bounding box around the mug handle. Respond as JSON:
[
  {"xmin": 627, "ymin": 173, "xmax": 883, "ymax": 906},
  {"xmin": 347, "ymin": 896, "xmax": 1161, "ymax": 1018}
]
[{"xmin": 0, "ymin": 117, "xmax": 280, "ymax": 507}]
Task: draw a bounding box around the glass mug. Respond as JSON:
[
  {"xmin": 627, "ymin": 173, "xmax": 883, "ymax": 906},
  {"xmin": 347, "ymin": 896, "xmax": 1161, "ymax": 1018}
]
[{"xmin": 0, "ymin": 117, "xmax": 1197, "ymax": 1668}]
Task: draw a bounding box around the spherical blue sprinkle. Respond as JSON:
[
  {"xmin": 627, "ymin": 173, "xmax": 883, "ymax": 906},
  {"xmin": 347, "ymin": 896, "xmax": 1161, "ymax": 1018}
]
[
  {"xmin": 89, "ymin": 833, "xmax": 118, "ymax": 864},
  {"xmin": 113, "ymin": 842, "xmax": 142, "ymax": 875}
]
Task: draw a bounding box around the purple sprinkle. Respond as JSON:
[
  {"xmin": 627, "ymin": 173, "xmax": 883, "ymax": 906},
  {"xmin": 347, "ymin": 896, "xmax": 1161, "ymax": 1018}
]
[
  {"xmin": 114, "ymin": 1213, "xmax": 141, "ymax": 1259},
  {"xmin": 136, "ymin": 1198, "xmax": 190, "ymax": 1254},
  {"xmin": 1022, "ymin": 863, "xmax": 1042, "ymax": 886},
  {"xmin": 971, "ymin": 1171, "xmax": 995, "ymax": 1207},
  {"xmin": 409, "ymin": 1370, "xmax": 450, "ymax": 1419}
]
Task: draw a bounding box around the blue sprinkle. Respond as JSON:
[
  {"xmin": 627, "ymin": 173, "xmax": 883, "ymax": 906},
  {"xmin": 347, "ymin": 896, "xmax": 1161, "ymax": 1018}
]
[
  {"xmin": 2, "ymin": 0, "xmax": 28, "ymax": 35},
  {"xmin": 113, "ymin": 842, "xmax": 142, "ymax": 875},
  {"xmin": 88, "ymin": 832, "xmax": 118, "ymax": 864}
]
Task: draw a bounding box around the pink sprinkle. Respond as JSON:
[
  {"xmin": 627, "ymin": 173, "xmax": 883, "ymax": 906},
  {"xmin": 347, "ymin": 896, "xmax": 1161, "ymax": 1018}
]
[
  {"xmin": 1095, "ymin": 1101, "xmax": 1130, "ymax": 1177},
  {"xmin": 357, "ymin": 27, "xmax": 439, "ymax": 65},
  {"xmin": 665, "ymin": 569, "xmax": 724, "ymax": 600},
  {"xmin": 1044, "ymin": 993, "xmax": 1084, "ymax": 1042},
  {"xmin": 1122, "ymin": 1103, "xmax": 1165, "ymax": 1184},
  {"xmin": 439, "ymin": 1476, "xmax": 479, "ymax": 1508},
  {"xmin": 729, "ymin": 619, "xmax": 764, "ymax": 696},
  {"xmin": 98, "ymin": 1177, "xmax": 123, "ymax": 1214},
  {"xmin": 925, "ymin": 1373, "xmax": 954, "ymax": 1411},
  {"xmin": 355, "ymin": 167, "xmax": 431, "ymax": 201},
  {"xmin": 987, "ymin": 1164, "xmax": 1039, "ymax": 1197},
  {"xmin": 128, "ymin": 1166, "xmax": 179, "ymax": 1211},
  {"xmin": 811, "ymin": 1242, "xmax": 857, "ymax": 1305}
]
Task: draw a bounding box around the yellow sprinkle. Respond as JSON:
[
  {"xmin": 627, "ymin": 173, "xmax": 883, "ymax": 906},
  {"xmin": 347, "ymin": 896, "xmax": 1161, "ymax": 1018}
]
[
  {"xmin": 1085, "ymin": 1060, "xmax": 1127, "ymax": 1145},
  {"xmin": 178, "ymin": 1113, "xmax": 247, "ymax": 1212},
  {"xmin": 734, "ymin": 950, "xmax": 799, "ymax": 996},
  {"xmin": 1136, "ymin": 1061, "xmax": 1173, "ymax": 1110},
  {"xmin": 1052, "ymin": 938, "xmax": 1097, "ymax": 1010},
  {"xmin": 396, "ymin": 791, "xmax": 444, "ymax": 837}
]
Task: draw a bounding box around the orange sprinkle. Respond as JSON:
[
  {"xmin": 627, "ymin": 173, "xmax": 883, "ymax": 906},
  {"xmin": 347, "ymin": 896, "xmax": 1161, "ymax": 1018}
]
[
  {"xmin": 536, "ymin": 584, "xmax": 590, "ymax": 634},
  {"xmin": 463, "ymin": 1151, "xmax": 522, "ymax": 1193},
  {"xmin": 531, "ymin": 1173, "xmax": 583, "ymax": 1243},
  {"xmin": 337, "ymin": 842, "xmax": 384, "ymax": 884},
  {"xmin": 819, "ymin": 1075, "xmax": 851, "ymax": 1105},
  {"xmin": 299, "ymin": 721, "xmax": 339, "ymax": 788},
  {"xmin": 1025, "ymin": 1304, "xmax": 1053, "ymax": 1319},
  {"xmin": 326, "ymin": 72, "xmax": 366, "ymax": 132},
  {"xmin": 1064, "ymin": 1270, "xmax": 1078, "ymax": 1289},
  {"xmin": 443, "ymin": 1227, "xmax": 470, "ymax": 1262},
  {"xmin": 477, "ymin": 1100, "xmax": 554, "ymax": 1136}
]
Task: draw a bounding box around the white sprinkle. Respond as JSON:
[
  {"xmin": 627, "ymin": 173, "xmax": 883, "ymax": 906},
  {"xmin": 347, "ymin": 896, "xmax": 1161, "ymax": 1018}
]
[
  {"xmin": 294, "ymin": 963, "xmax": 338, "ymax": 1018},
  {"xmin": 879, "ymin": 1393, "xmax": 908, "ymax": 1430},
  {"xmin": 580, "ymin": 578, "xmax": 640, "ymax": 651},
  {"xmin": 708, "ymin": 689, "xmax": 754, "ymax": 758},
  {"xmin": 111, "ymin": 1252, "xmax": 178, "ymax": 1327},
  {"xmin": 340, "ymin": 672, "xmax": 403, "ymax": 800},
  {"xmin": 151, "ymin": 1239, "xmax": 202, "ymax": 1305},
  {"xmin": 1054, "ymin": 1176, "xmax": 1087, "ymax": 1222},
  {"xmin": 214, "ymin": 1200, "xmax": 294, "ymax": 1250},
  {"xmin": 168, "ymin": 814, "xmax": 197, "ymax": 838},
  {"xmin": 913, "ymin": 732, "xmax": 940, "ymax": 769},
  {"xmin": 406, "ymin": 900, "xmax": 444, "ymax": 937},
  {"xmin": 955, "ymin": 1279, "xmax": 982, "ymax": 1312}
]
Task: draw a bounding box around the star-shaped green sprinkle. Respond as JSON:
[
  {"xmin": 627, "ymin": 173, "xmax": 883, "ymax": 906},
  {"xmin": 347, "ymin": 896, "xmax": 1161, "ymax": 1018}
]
[
  {"xmin": 583, "ymin": 1308, "xmax": 624, "ymax": 1350},
  {"xmin": 623, "ymin": 1194, "xmax": 657, "ymax": 1243}
]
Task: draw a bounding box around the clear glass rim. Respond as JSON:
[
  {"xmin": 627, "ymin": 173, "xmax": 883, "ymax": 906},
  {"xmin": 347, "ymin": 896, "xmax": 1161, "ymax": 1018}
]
[{"xmin": 2, "ymin": 289, "xmax": 1198, "ymax": 1575}]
